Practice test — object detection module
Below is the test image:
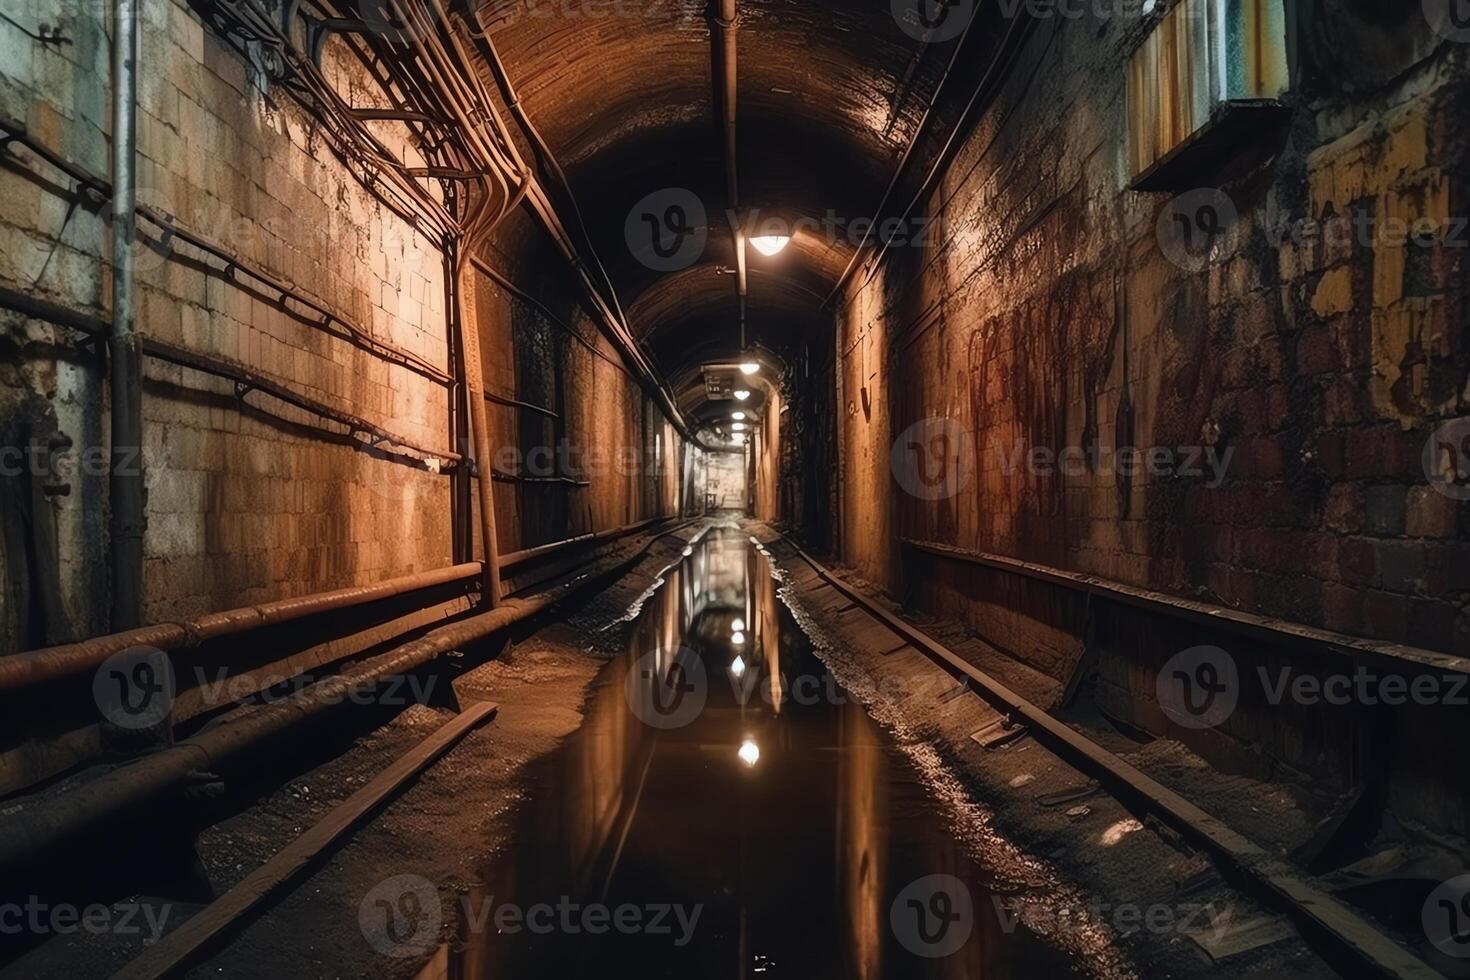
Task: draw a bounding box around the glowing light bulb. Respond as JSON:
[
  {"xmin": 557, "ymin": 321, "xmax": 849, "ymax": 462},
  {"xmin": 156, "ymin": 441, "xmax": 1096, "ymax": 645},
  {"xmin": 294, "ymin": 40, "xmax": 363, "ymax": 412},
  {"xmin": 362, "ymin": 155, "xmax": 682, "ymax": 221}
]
[
  {"xmin": 730, "ymin": 655, "xmax": 746, "ymax": 678},
  {"xmin": 750, "ymin": 236, "xmax": 790, "ymax": 257},
  {"xmin": 732, "ymin": 618, "xmax": 746, "ymax": 631},
  {"xmin": 732, "ymin": 412, "xmax": 747, "ymax": 421},
  {"xmin": 738, "ymin": 739, "xmax": 761, "ymax": 767},
  {"xmin": 739, "ymin": 361, "xmax": 760, "ymax": 376},
  {"xmin": 732, "ymin": 422, "xmax": 748, "ymax": 432},
  {"xmin": 734, "ymin": 390, "xmax": 751, "ymax": 401},
  {"xmin": 732, "ymin": 630, "xmax": 746, "ymax": 645}
]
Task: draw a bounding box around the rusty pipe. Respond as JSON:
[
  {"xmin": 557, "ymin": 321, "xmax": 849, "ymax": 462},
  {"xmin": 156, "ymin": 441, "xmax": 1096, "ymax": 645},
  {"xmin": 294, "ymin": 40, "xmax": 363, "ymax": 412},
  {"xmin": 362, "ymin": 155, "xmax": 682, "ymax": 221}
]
[
  {"xmin": 109, "ymin": 0, "xmax": 144, "ymax": 631},
  {"xmin": 0, "ymin": 523, "xmax": 691, "ymax": 868},
  {"xmin": 713, "ymin": 0, "xmax": 748, "ymax": 348},
  {"xmin": 0, "ymin": 562, "xmax": 483, "ymax": 693},
  {"xmin": 715, "ymin": 0, "xmax": 739, "ymax": 210}
]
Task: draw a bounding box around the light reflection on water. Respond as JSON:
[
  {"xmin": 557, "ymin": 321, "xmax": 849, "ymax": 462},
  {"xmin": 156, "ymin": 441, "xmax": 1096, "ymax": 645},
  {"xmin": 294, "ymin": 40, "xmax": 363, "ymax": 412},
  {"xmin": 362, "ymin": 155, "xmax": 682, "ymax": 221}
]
[{"xmin": 418, "ymin": 528, "xmax": 1086, "ymax": 979}]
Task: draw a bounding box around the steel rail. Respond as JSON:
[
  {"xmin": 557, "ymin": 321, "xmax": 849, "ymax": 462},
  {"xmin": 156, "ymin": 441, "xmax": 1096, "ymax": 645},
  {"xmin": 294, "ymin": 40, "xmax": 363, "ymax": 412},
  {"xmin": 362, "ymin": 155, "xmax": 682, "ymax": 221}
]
[
  {"xmin": 108, "ymin": 701, "xmax": 501, "ymax": 980},
  {"xmin": 776, "ymin": 535, "xmax": 1441, "ymax": 980}
]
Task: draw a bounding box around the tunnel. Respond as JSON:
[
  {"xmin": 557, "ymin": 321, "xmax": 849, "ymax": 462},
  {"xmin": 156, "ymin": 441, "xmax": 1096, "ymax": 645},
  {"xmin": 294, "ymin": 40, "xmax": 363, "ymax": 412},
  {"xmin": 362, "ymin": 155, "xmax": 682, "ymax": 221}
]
[{"xmin": 0, "ymin": 0, "xmax": 1468, "ymax": 977}]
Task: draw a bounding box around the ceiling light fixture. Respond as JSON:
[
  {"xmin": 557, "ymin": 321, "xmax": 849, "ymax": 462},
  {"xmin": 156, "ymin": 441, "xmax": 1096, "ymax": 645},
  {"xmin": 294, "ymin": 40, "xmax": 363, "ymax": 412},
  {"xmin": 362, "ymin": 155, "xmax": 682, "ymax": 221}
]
[
  {"xmin": 732, "ymin": 412, "xmax": 747, "ymax": 421},
  {"xmin": 750, "ymin": 235, "xmax": 790, "ymax": 257},
  {"xmin": 739, "ymin": 361, "xmax": 760, "ymax": 376},
  {"xmin": 734, "ymin": 389, "xmax": 751, "ymax": 401}
]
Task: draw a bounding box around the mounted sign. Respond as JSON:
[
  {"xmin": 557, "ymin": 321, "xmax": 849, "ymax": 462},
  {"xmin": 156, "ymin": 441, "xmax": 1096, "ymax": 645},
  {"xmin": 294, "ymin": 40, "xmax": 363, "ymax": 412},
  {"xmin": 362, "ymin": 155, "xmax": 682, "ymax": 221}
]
[{"xmin": 1127, "ymin": 0, "xmax": 1290, "ymax": 190}]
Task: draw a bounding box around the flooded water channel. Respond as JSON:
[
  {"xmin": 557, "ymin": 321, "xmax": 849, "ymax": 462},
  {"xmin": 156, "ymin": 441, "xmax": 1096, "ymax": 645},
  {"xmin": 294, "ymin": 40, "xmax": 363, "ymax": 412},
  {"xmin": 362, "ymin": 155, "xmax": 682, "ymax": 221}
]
[{"xmin": 423, "ymin": 527, "xmax": 1087, "ymax": 979}]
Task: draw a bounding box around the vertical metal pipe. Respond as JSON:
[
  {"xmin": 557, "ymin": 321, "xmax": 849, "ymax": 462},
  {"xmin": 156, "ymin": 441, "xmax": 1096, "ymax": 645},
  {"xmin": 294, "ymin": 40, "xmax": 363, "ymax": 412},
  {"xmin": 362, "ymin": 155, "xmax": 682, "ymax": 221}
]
[
  {"xmin": 445, "ymin": 249, "xmax": 472, "ymax": 565},
  {"xmin": 109, "ymin": 0, "xmax": 144, "ymax": 631},
  {"xmin": 455, "ymin": 249, "xmax": 503, "ymax": 607},
  {"xmin": 714, "ymin": 0, "xmax": 747, "ymax": 351}
]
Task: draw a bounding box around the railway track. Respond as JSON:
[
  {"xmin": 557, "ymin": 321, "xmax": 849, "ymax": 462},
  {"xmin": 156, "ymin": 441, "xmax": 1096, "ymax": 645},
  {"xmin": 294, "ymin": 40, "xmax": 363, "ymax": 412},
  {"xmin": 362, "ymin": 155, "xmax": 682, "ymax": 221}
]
[{"xmin": 769, "ymin": 532, "xmax": 1440, "ymax": 980}]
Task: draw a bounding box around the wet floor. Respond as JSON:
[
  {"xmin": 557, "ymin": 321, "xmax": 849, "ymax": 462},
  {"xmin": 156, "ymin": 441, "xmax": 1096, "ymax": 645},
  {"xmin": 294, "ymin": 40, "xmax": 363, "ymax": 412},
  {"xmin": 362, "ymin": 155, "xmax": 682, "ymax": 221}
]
[{"xmin": 425, "ymin": 527, "xmax": 1086, "ymax": 979}]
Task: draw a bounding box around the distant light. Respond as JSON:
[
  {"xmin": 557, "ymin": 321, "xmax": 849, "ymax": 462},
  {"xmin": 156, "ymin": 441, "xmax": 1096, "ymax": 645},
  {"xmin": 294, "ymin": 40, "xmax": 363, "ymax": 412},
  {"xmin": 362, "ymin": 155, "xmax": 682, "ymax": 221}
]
[
  {"xmin": 730, "ymin": 655, "xmax": 746, "ymax": 678},
  {"xmin": 750, "ymin": 236, "xmax": 790, "ymax": 257},
  {"xmin": 738, "ymin": 739, "xmax": 761, "ymax": 767},
  {"xmin": 732, "ymin": 618, "xmax": 746, "ymax": 631},
  {"xmin": 734, "ymin": 390, "xmax": 751, "ymax": 401},
  {"xmin": 732, "ymin": 412, "xmax": 747, "ymax": 421},
  {"xmin": 732, "ymin": 630, "xmax": 746, "ymax": 645},
  {"xmin": 732, "ymin": 422, "xmax": 748, "ymax": 432},
  {"xmin": 739, "ymin": 361, "xmax": 760, "ymax": 376}
]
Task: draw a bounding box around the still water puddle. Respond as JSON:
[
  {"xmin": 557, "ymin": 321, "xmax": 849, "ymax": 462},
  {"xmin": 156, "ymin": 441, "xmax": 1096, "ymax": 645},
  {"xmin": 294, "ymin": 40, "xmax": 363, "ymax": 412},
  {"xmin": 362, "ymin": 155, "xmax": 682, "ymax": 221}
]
[{"xmin": 420, "ymin": 527, "xmax": 1089, "ymax": 978}]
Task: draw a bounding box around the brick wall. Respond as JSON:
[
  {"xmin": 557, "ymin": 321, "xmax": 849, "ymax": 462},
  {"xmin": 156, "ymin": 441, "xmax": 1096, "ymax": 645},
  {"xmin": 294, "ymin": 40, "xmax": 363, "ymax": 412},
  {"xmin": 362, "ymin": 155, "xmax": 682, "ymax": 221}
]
[
  {"xmin": 0, "ymin": 0, "xmax": 683, "ymax": 653},
  {"xmin": 837, "ymin": 2, "xmax": 1469, "ymax": 655}
]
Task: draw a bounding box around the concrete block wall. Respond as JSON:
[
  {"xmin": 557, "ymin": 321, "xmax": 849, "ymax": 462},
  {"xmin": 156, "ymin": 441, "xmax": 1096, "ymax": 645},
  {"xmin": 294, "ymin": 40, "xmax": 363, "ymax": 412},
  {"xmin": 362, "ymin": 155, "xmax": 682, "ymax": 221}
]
[
  {"xmin": 0, "ymin": 0, "xmax": 458, "ymax": 642},
  {"xmin": 471, "ymin": 238, "xmax": 686, "ymax": 554},
  {"xmin": 837, "ymin": 1, "xmax": 1469, "ymax": 657}
]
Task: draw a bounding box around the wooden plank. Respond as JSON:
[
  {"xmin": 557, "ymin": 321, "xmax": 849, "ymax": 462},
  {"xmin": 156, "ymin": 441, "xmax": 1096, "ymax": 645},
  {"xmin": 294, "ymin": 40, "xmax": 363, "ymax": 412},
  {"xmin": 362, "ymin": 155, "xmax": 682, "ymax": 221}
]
[
  {"xmin": 781, "ymin": 538, "xmax": 1438, "ymax": 980},
  {"xmin": 111, "ymin": 702, "xmax": 499, "ymax": 980}
]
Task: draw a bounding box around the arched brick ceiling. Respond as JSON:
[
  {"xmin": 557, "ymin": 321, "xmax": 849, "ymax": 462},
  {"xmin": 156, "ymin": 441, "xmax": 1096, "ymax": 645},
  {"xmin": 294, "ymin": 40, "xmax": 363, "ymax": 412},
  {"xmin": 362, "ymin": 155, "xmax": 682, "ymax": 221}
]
[{"xmin": 472, "ymin": 0, "xmax": 981, "ymax": 410}]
